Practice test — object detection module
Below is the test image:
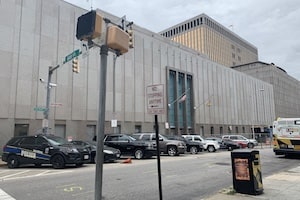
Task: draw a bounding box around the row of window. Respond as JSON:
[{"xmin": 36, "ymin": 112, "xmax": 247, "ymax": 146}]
[{"xmin": 160, "ymin": 15, "xmax": 257, "ymax": 55}]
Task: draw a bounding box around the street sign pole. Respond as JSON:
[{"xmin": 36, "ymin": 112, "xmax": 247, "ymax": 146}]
[
  {"xmin": 42, "ymin": 66, "xmax": 53, "ymax": 134},
  {"xmin": 146, "ymin": 84, "xmax": 165, "ymax": 200}
]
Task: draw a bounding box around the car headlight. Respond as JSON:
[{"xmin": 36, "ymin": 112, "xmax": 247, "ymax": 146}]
[{"xmin": 104, "ymin": 150, "xmax": 113, "ymax": 154}]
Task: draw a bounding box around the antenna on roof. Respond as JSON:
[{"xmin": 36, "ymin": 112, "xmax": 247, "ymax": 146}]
[{"xmin": 86, "ymin": 0, "xmax": 93, "ymax": 10}]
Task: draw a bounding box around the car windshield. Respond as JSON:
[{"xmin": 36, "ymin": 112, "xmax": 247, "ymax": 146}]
[
  {"xmin": 121, "ymin": 134, "xmax": 136, "ymax": 141},
  {"xmin": 159, "ymin": 134, "xmax": 169, "ymax": 140},
  {"xmin": 45, "ymin": 135, "xmax": 68, "ymax": 146}
]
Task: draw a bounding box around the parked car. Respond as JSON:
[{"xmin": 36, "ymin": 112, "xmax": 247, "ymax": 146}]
[
  {"xmin": 2, "ymin": 134, "xmax": 90, "ymax": 169},
  {"xmin": 70, "ymin": 140, "xmax": 121, "ymax": 163},
  {"xmin": 221, "ymin": 135, "xmax": 258, "ymax": 148},
  {"xmin": 103, "ymin": 134, "xmax": 156, "ymax": 159},
  {"xmin": 131, "ymin": 133, "xmax": 186, "ymax": 156},
  {"xmin": 166, "ymin": 135, "xmax": 203, "ymax": 154},
  {"xmin": 205, "ymin": 137, "xmax": 223, "ymax": 145},
  {"xmin": 219, "ymin": 139, "xmax": 241, "ymax": 151},
  {"xmin": 182, "ymin": 135, "xmax": 220, "ymax": 152}
]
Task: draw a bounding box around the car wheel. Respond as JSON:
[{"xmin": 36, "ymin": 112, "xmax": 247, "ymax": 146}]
[
  {"xmin": 7, "ymin": 155, "xmax": 19, "ymax": 169},
  {"xmin": 51, "ymin": 155, "xmax": 65, "ymax": 169},
  {"xmin": 248, "ymin": 143, "xmax": 254, "ymax": 148},
  {"xmin": 134, "ymin": 149, "xmax": 144, "ymax": 159},
  {"xmin": 167, "ymin": 146, "xmax": 177, "ymax": 156},
  {"xmin": 207, "ymin": 145, "xmax": 215, "ymax": 152},
  {"xmin": 190, "ymin": 146, "xmax": 198, "ymax": 154}
]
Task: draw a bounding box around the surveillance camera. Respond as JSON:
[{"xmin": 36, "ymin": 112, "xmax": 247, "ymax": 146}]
[{"xmin": 39, "ymin": 78, "xmax": 45, "ymax": 83}]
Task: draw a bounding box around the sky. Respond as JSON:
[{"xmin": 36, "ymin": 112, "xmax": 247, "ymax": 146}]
[{"xmin": 65, "ymin": 0, "xmax": 300, "ymax": 80}]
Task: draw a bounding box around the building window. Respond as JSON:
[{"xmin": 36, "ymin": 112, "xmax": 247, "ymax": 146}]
[
  {"xmin": 187, "ymin": 75, "xmax": 193, "ymax": 128},
  {"xmin": 228, "ymin": 126, "xmax": 232, "ymax": 134},
  {"xmin": 135, "ymin": 125, "xmax": 142, "ymax": 133},
  {"xmin": 86, "ymin": 125, "xmax": 96, "ymax": 140},
  {"xmin": 14, "ymin": 124, "xmax": 29, "ymax": 136},
  {"xmin": 168, "ymin": 70, "xmax": 176, "ymax": 128},
  {"xmin": 232, "ymin": 53, "xmax": 235, "ymax": 59},
  {"xmin": 55, "ymin": 124, "xmax": 66, "ymax": 138},
  {"xmin": 210, "ymin": 126, "xmax": 214, "ymax": 135},
  {"xmin": 168, "ymin": 69, "xmax": 193, "ymax": 133},
  {"xmin": 200, "ymin": 126, "xmax": 204, "ymax": 136},
  {"xmin": 178, "ymin": 72, "xmax": 185, "ymax": 128}
]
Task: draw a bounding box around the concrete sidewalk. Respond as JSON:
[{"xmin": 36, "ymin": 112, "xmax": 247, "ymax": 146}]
[{"xmin": 204, "ymin": 165, "xmax": 300, "ymax": 200}]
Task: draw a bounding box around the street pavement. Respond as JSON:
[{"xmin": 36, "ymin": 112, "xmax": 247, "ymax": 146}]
[
  {"xmin": 1, "ymin": 148, "xmax": 300, "ymax": 200},
  {"xmin": 204, "ymin": 145, "xmax": 300, "ymax": 200}
]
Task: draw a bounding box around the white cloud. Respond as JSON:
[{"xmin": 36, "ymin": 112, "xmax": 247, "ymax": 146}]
[{"xmin": 65, "ymin": 0, "xmax": 300, "ymax": 80}]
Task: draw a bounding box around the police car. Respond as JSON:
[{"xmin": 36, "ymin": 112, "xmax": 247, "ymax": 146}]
[{"xmin": 2, "ymin": 134, "xmax": 90, "ymax": 169}]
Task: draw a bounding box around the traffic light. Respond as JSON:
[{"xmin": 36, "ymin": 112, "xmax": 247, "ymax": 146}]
[
  {"xmin": 107, "ymin": 26, "xmax": 129, "ymax": 54},
  {"xmin": 127, "ymin": 28, "xmax": 134, "ymax": 48},
  {"xmin": 72, "ymin": 58, "xmax": 79, "ymax": 73},
  {"xmin": 76, "ymin": 10, "xmax": 103, "ymax": 41}
]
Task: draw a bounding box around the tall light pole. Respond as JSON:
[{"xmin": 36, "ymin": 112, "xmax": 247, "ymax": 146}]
[
  {"xmin": 112, "ymin": 52, "xmax": 120, "ymax": 133},
  {"xmin": 42, "ymin": 65, "xmax": 60, "ymax": 134}
]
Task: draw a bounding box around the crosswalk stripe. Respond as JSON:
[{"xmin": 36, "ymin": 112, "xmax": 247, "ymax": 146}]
[{"xmin": 0, "ymin": 189, "xmax": 15, "ymax": 200}]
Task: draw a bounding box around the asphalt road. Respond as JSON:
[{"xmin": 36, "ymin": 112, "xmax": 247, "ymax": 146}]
[{"xmin": 0, "ymin": 148, "xmax": 299, "ymax": 200}]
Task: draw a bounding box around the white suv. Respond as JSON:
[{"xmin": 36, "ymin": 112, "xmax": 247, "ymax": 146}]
[
  {"xmin": 182, "ymin": 135, "xmax": 220, "ymax": 152},
  {"xmin": 221, "ymin": 135, "xmax": 258, "ymax": 148}
]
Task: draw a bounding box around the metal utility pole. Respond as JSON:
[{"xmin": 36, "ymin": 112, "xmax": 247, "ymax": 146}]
[
  {"xmin": 95, "ymin": 45, "xmax": 108, "ymax": 200},
  {"xmin": 112, "ymin": 52, "xmax": 120, "ymax": 134},
  {"xmin": 43, "ymin": 65, "xmax": 60, "ymax": 134}
]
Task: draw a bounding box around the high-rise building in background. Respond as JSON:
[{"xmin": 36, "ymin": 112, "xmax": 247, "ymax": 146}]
[{"xmin": 159, "ymin": 14, "xmax": 258, "ymax": 67}]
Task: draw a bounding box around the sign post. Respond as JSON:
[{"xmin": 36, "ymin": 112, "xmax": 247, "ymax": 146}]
[{"xmin": 146, "ymin": 84, "xmax": 164, "ymax": 200}]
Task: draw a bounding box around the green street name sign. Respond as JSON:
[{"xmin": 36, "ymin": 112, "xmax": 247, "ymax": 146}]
[
  {"xmin": 64, "ymin": 49, "xmax": 81, "ymax": 64},
  {"xmin": 34, "ymin": 107, "xmax": 47, "ymax": 112}
]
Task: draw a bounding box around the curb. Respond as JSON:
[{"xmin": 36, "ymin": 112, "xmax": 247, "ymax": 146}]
[{"xmin": 0, "ymin": 157, "xmax": 6, "ymax": 167}]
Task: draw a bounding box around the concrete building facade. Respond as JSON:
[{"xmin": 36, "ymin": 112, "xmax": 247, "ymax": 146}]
[
  {"xmin": 232, "ymin": 62, "xmax": 300, "ymax": 119},
  {"xmin": 0, "ymin": 0, "xmax": 275, "ymax": 151},
  {"xmin": 159, "ymin": 14, "xmax": 258, "ymax": 68}
]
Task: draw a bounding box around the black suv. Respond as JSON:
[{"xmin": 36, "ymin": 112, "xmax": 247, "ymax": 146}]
[
  {"xmin": 2, "ymin": 134, "xmax": 91, "ymax": 169},
  {"xmin": 132, "ymin": 133, "xmax": 187, "ymax": 156},
  {"xmin": 103, "ymin": 134, "xmax": 156, "ymax": 159},
  {"xmin": 166, "ymin": 135, "xmax": 203, "ymax": 154}
]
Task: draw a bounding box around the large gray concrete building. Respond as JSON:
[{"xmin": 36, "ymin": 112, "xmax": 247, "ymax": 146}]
[
  {"xmin": 232, "ymin": 62, "xmax": 300, "ymax": 119},
  {"xmin": 0, "ymin": 0, "xmax": 275, "ymax": 151}
]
